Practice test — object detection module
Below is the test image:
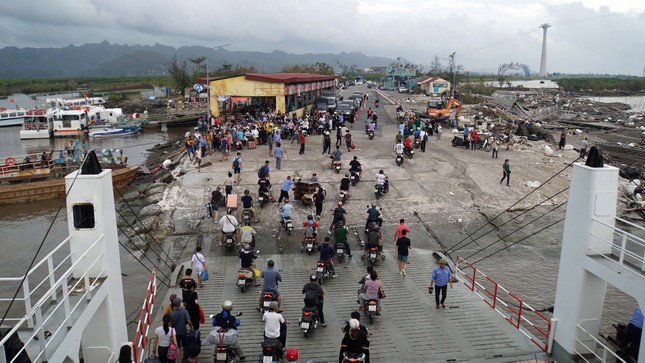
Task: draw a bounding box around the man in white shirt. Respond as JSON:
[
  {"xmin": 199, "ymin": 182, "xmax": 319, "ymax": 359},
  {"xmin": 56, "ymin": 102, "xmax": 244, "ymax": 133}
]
[
  {"xmin": 219, "ymin": 208, "xmax": 240, "ymax": 246},
  {"xmin": 263, "ymin": 301, "xmax": 288, "ymax": 348}
]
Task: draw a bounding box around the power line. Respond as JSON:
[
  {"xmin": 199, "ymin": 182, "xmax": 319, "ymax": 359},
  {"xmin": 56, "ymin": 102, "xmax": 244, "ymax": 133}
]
[
  {"xmin": 449, "ymin": 187, "xmax": 569, "ymax": 254},
  {"xmin": 471, "ymin": 217, "xmax": 565, "ymax": 265},
  {"xmin": 463, "ymin": 201, "xmax": 567, "ymax": 261},
  {"xmin": 447, "ymin": 157, "xmax": 579, "ymax": 253}
]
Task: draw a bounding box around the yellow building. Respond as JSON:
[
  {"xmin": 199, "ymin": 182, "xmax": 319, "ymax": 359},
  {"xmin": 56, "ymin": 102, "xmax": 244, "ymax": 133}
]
[
  {"xmin": 207, "ymin": 73, "xmax": 338, "ymax": 117},
  {"xmin": 418, "ymin": 77, "xmax": 451, "ymax": 96}
]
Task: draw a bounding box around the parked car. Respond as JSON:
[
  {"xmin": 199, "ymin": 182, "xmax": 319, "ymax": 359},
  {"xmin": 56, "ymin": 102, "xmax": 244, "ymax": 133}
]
[
  {"xmin": 336, "ymin": 103, "xmax": 354, "ymax": 121},
  {"xmin": 325, "ymin": 96, "xmax": 337, "ymax": 111},
  {"xmin": 314, "ymin": 97, "xmax": 329, "ymax": 113},
  {"xmin": 348, "ymin": 95, "xmax": 362, "ymax": 108},
  {"xmin": 340, "ymin": 100, "xmax": 357, "ymax": 112},
  {"xmin": 398, "ymin": 87, "xmax": 408, "ymax": 93}
]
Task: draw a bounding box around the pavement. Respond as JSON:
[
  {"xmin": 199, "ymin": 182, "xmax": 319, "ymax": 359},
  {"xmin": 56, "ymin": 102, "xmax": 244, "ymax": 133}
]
[{"xmin": 152, "ymin": 85, "xmax": 570, "ymax": 362}]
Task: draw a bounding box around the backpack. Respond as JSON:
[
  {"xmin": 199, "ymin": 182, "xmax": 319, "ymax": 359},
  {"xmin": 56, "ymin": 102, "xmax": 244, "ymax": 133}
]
[
  {"xmin": 304, "ymin": 225, "xmax": 315, "ymax": 238},
  {"xmin": 258, "ymin": 166, "xmax": 268, "ymax": 178},
  {"xmin": 232, "ymin": 157, "xmax": 240, "ymax": 169},
  {"xmin": 304, "ymin": 287, "xmax": 319, "ymax": 306}
]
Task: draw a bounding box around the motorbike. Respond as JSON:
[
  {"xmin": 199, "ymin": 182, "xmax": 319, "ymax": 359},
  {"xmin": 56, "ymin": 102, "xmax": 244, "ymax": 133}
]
[
  {"xmin": 404, "ymin": 147, "xmax": 414, "ymax": 159},
  {"xmin": 375, "ymin": 99, "xmax": 379, "ymax": 108},
  {"xmin": 237, "ymin": 268, "xmax": 254, "ymax": 293},
  {"xmin": 395, "ymin": 152, "xmax": 404, "ymax": 166},
  {"xmin": 341, "ymin": 352, "xmax": 367, "ymax": 363},
  {"xmin": 414, "ymin": 138, "xmax": 420, "ymax": 149},
  {"xmin": 332, "ymin": 160, "xmax": 342, "ymax": 174},
  {"xmin": 367, "ymin": 129, "xmax": 374, "ymax": 140},
  {"xmin": 242, "ymin": 209, "xmax": 253, "ymax": 225},
  {"xmin": 350, "ymin": 170, "xmax": 361, "ymax": 186},
  {"xmin": 261, "ymin": 291, "xmax": 277, "ymax": 314},
  {"xmin": 299, "ymin": 306, "xmax": 319, "ymax": 338},
  {"xmin": 224, "ymin": 232, "xmax": 236, "ymax": 253},
  {"xmin": 258, "ymin": 192, "xmax": 269, "ymax": 208},
  {"xmin": 335, "ymin": 242, "xmax": 347, "ymax": 263},
  {"xmin": 302, "ymin": 236, "xmax": 317, "ymax": 255},
  {"xmin": 451, "ymin": 136, "xmax": 469, "ymax": 148},
  {"xmin": 260, "ymin": 337, "xmax": 284, "ymax": 363},
  {"xmin": 364, "ymin": 298, "xmax": 379, "ymax": 324},
  {"xmin": 338, "ymin": 189, "xmax": 349, "ymax": 203},
  {"xmin": 316, "ymin": 260, "xmax": 331, "ymax": 285},
  {"xmin": 374, "ymin": 181, "xmax": 388, "ymax": 200},
  {"xmin": 366, "ymin": 246, "xmax": 379, "ymax": 266},
  {"xmin": 477, "ymin": 137, "xmax": 493, "ymax": 152},
  {"xmin": 604, "ymin": 322, "xmax": 639, "ymax": 362},
  {"xmin": 210, "ymin": 324, "xmax": 242, "ymax": 363},
  {"xmin": 281, "ymin": 216, "xmax": 294, "ymax": 235}
]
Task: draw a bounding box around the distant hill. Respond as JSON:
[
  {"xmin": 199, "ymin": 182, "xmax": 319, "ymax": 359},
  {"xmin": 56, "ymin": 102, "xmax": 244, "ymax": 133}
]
[{"xmin": 0, "ymin": 41, "xmax": 394, "ymax": 78}]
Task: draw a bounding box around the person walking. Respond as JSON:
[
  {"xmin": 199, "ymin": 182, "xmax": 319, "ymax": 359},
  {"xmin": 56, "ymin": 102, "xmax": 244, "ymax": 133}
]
[
  {"xmin": 278, "ymin": 176, "xmax": 294, "ymax": 203},
  {"xmin": 580, "ymin": 137, "xmax": 589, "ymax": 159},
  {"xmin": 151, "ymin": 314, "xmax": 179, "ymax": 363},
  {"xmin": 224, "ymin": 172, "xmax": 234, "ymax": 197},
  {"xmin": 322, "ymin": 131, "xmax": 331, "ymax": 155},
  {"xmin": 500, "ymin": 159, "xmax": 511, "ymax": 186},
  {"xmin": 274, "ymin": 142, "xmax": 283, "ymax": 170},
  {"xmin": 345, "ymin": 129, "xmax": 353, "ymax": 152},
  {"xmin": 491, "ymin": 137, "xmax": 499, "ymax": 159},
  {"xmin": 558, "ymin": 130, "xmax": 567, "ymax": 150},
  {"xmin": 436, "ymin": 124, "xmax": 442, "ymax": 141},
  {"xmin": 298, "ymin": 131, "xmax": 306, "ymax": 155},
  {"xmin": 314, "ymin": 186, "xmax": 325, "ymax": 220},
  {"xmin": 470, "ymin": 128, "xmax": 478, "ymax": 150},
  {"xmin": 336, "ymin": 126, "xmax": 343, "ymax": 147},
  {"xmin": 232, "ymin": 152, "xmax": 242, "ymax": 184},
  {"xmin": 190, "ymin": 246, "xmax": 206, "ymax": 288},
  {"xmin": 395, "ymin": 229, "xmax": 411, "ymax": 276},
  {"xmin": 393, "ymin": 219, "xmax": 410, "ymax": 244},
  {"xmin": 170, "ymin": 298, "xmax": 193, "ymax": 355},
  {"xmin": 268, "ymin": 129, "xmax": 274, "ymax": 157},
  {"xmin": 429, "ymin": 258, "xmax": 452, "ymax": 309}
]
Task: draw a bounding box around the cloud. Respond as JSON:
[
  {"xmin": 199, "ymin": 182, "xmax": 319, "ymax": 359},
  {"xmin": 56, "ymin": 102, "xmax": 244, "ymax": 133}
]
[{"xmin": 0, "ymin": 0, "xmax": 643, "ymax": 74}]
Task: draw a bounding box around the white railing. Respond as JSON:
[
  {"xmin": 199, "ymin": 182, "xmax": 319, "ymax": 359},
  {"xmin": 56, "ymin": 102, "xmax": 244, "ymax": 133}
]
[
  {"xmin": 589, "ymin": 217, "xmax": 645, "ymax": 274},
  {"xmin": 574, "ymin": 320, "xmax": 626, "ymax": 363},
  {"xmin": 0, "ymin": 234, "xmax": 106, "ymax": 363}
]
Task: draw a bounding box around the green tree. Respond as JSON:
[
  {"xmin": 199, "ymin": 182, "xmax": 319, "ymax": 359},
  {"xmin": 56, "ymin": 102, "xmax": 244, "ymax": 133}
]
[
  {"xmin": 168, "ymin": 55, "xmax": 190, "ymax": 93},
  {"xmin": 188, "ymin": 56, "xmax": 207, "ymax": 76}
]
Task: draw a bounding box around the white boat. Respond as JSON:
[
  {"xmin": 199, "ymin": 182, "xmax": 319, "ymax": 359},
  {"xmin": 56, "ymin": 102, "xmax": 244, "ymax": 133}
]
[
  {"xmin": 52, "ymin": 108, "xmax": 89, "ymax": 137},
  {"xmin": 0, "ymin": 108, "xmax": 28, "ymax": 127},
  {"xmin": 46, "ymin": 96, "xmax": 106, "ymax": 108},
  {"xmin": 89, "ymin": 125, "xmax": 141, "ymax": 138},
  {"xmin": 19, "ymin": 109, "xmax": 55, "ymax": 139}
]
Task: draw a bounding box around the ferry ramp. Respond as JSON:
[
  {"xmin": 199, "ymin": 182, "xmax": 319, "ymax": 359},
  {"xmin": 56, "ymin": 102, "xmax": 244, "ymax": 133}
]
[{"xmin": 191, "ymin": 247, "xmax": 545, "ymax": 362}]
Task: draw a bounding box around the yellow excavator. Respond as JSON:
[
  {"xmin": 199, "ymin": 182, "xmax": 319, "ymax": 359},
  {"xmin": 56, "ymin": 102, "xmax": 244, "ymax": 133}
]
[{"xmin": 427, "ymin": 98, "xmax": 462, "ymax": 121}]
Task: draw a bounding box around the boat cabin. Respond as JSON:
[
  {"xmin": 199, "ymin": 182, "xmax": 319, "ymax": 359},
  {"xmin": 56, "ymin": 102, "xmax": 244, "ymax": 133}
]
[
  {"xmin": 52, "ymin": 109, "xmax": 89, "ymax": 137},
  {"xmin": 19, "ymin": 109, "xmax": 55, "ymax": 139}
]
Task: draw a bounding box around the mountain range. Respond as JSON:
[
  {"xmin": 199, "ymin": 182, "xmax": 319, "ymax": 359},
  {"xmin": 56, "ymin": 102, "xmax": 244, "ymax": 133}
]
[{"xmin": 0, "ymin": 41, "xmax": 395, "ymax": 78}]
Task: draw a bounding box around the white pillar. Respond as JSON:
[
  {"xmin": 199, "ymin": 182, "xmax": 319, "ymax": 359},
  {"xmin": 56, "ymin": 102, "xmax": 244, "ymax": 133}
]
[
  {"xmin": 539, "ymin": 24, "xmax": 551, "ymax": 78},
  {"xmin": 551, "ymin": 163, "xmax": 619, "ymax": 361},
  {"xmin": 65, "ymin": 169, "xmax": 128, "ymax": 360}
]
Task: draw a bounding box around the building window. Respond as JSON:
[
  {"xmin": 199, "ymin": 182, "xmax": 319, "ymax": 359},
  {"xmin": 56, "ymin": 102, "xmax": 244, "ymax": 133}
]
[{"xmin": 73, "ymin": 204, "xmax": 95, "ymax": 229}]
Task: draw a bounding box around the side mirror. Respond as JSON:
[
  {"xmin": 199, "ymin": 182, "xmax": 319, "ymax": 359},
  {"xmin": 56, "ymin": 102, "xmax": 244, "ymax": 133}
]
[{"xmin": 236, "ymin": 312, "xmax": 243, "ymax": 317}]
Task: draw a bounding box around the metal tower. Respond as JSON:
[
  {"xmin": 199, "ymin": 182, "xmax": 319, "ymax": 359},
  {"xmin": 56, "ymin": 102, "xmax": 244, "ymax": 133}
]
[{"xmin": 539, "ymin": 23, "xmax": 551, "ymax": 78}]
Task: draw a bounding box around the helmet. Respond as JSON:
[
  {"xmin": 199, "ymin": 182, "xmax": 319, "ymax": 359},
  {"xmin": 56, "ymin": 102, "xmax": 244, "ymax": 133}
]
[
  {"xmin": 371, "ymin": 202, "xmax": 377, "ymax": 208},
  {"xmin": 222, "ymin": 300, "xmax": 233, "ymax": 311},
  {"xmin": 349, "ymin": 318, "xmax": 360, "ymax": 330},
  {"xmin": 338, "ymin": 202, "xmax": 343, "ymax": 207},
  {"xmin": 379, "ymin": 169, "xmax": 384, "ymax": 174},
  {"xmin": 438, "ymin": 258, "xmax": 447, "ymax": 265},
  {"xmin": 242, "ymin": 243, "xmax": 251, "ymax": 251},
  {"xmin": 310, "ymin": 274, "xmax": 317, "ymax": 282},
  {"xmin": 269, "ymin": 301, "xmax": 278, "ymax": 311},
  {"xmin": 345, "ymin": 173, "xmax": 350, "ymax": 177},
  {"xmin": 308, "ymin": 220, "xmax": 313, "ymax": 226},
  {"xmin": 286, "ymin": 348, "xmax": 299, "ymax": 361}
]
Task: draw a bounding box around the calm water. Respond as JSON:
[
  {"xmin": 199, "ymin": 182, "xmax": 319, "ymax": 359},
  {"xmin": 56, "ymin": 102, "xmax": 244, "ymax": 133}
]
[{"xmin": 585, "ymin": 95, "xmax": 645, "ymax": 112}]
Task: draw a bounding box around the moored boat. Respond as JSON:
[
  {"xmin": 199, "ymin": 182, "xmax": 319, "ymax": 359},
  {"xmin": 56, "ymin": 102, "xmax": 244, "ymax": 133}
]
[
  {"xmin": 0, "ymin": 107, "xmax": 28, "ymax": 127},
  {"xmin": 19, "ymin": 109, "xmax": 55, "ymax": 139},
  {"xmin": 52, "ymin": 108, "xmax": 89, "ymax": 137},
  {"xmin": 89, "ymin": 125, "xmax": 142, "ymax": 138}
]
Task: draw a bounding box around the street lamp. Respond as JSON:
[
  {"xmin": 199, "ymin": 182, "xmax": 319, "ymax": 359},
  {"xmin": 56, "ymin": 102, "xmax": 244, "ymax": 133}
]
[{"xmin": 206, "ymin": 43, "xmax": 231, "ymax": 117}]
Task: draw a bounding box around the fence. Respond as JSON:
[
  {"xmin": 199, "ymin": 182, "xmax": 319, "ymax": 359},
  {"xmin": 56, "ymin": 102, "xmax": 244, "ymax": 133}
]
[{"xmin": 132, "ymin": 270, "xmax": 158, "ymax": 363}]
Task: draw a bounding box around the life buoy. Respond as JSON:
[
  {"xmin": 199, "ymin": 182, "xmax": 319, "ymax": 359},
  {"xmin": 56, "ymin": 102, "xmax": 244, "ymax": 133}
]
[{"xmin": 5, "ymin": 157, "xmax": 16, "ymax": 166}]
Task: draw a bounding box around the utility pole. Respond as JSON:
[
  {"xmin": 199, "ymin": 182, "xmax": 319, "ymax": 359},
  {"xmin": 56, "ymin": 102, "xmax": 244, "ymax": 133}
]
[
  {"xmin": 449, "ymin": 52, "xmax": 456, "ymax": 99},
  {"xmin": 206, "ymin": 43, "xmax": 231, "ymax": 117}
]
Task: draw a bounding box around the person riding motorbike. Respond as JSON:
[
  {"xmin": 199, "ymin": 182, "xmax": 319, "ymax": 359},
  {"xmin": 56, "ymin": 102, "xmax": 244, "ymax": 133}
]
[
  {"xmin": 302, "ymin": 274, "xmax": 327, "ymax": 327},
  {"xmin": 330, "ymin": 145, "xmax": 342, "ymax": 168},
  {"xmin": 339, "ymin": 319, "xmax": 371, "ymax": 363},
  {"xmin": 404, "ymin": 135, "xmax": 412, "ymax": 150},
  {"xmin": 318, "ymin": 237, "xmax": 337, "ymax": 278},
  {"xmin": 330, "ymin": 202, "xmax": 347, "ymax": 232},
  {"xmin": 302, "ymin": 218, "xmax": 318, "ymax": 248},
  {"xmin": 366, "ymin": 203, "xmax": 382, "ymax": 230},
  {"xmin": 394, "ymin": 141, "xmax": 404, "ymax": 156},
  {"xmin": 240, "ymin": 189, "xmax": 259, "ymax": 223},
  {"xmin": 238, "ymin": 243, "xmax": 259, "ymax": 286},
  {"xmin": 240, "ymin": 222, "xmax": 257, "ymax": 248},
  {"xmin": 212, "ymin": 300, "xmax": 245, "ymax": 359},
  {"xmin": 366, "ymin": 120, "xmax": 376, "ymax": 133},
  {"xmin": 279, "ymin": 199, "xmax": 293, "ymax": 224},
  {"xmin": 349, "ymin": 156, "xmax": 362, "ymax": 175},
  {"xmin": 333, "ymin": 221, "xmax": 352, "ymax": 258},
  {"xmin": 364, "ymin": 222, "xmax": 383, "ymax": 257},
  {"xmin": 219, "ymin": 208, "xmax": 240, "ymax": 246},
  {"xmin": 375, "ymin": 170, "xmax": 389, "ymax": 193},
  {"xmin": 340, "ymin": 173, "xmax": 351, "ymax": 197},
  {"xmin": 259, "ymin": 260, "xmax": 283, "ymax": 312},
  {"xmin": 258, "ymin": 177, "xmax": 275, "ymax": 202}
]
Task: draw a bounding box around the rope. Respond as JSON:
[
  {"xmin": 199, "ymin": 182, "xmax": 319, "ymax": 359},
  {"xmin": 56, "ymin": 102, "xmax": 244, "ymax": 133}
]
[
  {"xmin": 117, "ymin": 225, "xmax": 172, "ymax": 286},
  {"xmin": 447, "ymin": 157, "xmax": 580, "ymax": 253}
]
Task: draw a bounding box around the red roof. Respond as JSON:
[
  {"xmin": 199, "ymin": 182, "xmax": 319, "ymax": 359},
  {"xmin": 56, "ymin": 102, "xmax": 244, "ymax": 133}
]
[
  {"xmin": 244, "ymin": 73, "xmax": 338, "ymax": 84},
  {"xmin": 419, "ymin": 77, "xmax": 449, "ymax": 84}
]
